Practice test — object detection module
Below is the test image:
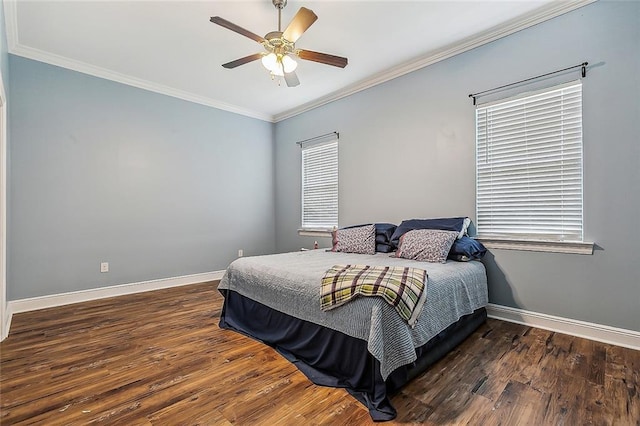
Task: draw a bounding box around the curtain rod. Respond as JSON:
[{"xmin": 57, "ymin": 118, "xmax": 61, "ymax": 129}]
[
  {"xmin": 296, "ymin": 131, "xmax": 339, "ymax": 147},
  {"xmin": 468, "ymin": 61, "xmax": 588, "ymax": 105}
]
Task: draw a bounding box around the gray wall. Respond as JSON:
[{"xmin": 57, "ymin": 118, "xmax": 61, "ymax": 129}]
[
  {"xmin": 274, "ymin": 1, "xmax": 640, "ymax": 331},
  {"xmin": 9, "ymin": 56, "xmax": 275, "ymax": 300}
]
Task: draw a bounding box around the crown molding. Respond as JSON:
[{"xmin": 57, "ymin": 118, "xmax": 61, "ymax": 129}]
[
  {"xmin": 272, "ymin": 0, "xmax": 597, "ymax": 122},
  {"xmin": 3, "ymin": 0, "xmax": 273, "ymax": 122},
  {"xmin": 9, "ymin": 44, "xmax": 274, "ymax": 122},
  {"xmin": 4, "ymin": 0, "xmax": 596, "ymax": 123}
]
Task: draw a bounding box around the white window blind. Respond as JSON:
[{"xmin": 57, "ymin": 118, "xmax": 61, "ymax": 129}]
[
  {"xmin": 476, "ymin": 81, "xmax": 583, "ymax": 242},
  {"xmin": 301, "ymin": 139, "xmax": 338, "ymax": 229}
]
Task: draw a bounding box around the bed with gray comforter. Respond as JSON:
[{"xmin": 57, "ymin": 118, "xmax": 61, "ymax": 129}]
[{"xmin": 217, "ymin": 249, "xmax": 488, "ymax": 420}]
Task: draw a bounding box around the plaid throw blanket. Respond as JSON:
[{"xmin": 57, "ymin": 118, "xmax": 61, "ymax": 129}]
[{"xmin": 321, "ymin": 264, "xmax": 428, "ymax": 327}]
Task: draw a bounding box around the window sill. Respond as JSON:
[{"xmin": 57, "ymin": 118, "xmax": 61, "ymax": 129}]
[
  {"xmin": 476, "ymin": 237, "xmax": 594, "ymax": 255},
  {"xmin": 298, "ymin": 228, "xmax": 333, "ymax": 238}
]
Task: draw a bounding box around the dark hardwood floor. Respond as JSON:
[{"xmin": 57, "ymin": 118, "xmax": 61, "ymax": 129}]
[{"xmin": 1, "ymin": 281, "xmax": 638, "ymax": 425}]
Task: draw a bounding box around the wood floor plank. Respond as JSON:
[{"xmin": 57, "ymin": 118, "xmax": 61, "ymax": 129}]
[
  {"xmin": 541, "ymin": 372, "xmax": 607, "ymax": 426},
  {"xmin": 470, "ymin": 325, "xmax": 545, "ymax": 402},
  {"xmin": 477, "ymin": 380, "xmax": 551, "ymax": 425},
  {"xmin": 605, "ymin": 344, "xmax": 640, "ymax": 425},
  {"xmin": 146, "ymin": 388, "xmax": 231, "ymax": 425},
  {"xmin": 390, "ymin": 391, "xmax": 434, "ymax": 424},
  {"xmin": 1, "ymin": 281, "xmax": 638, "ymax": 425}
]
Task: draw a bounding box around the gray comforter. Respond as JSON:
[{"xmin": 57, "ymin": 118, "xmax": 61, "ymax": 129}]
[{"xmin": 218, "ymin": 250, "xmax": 488, "ymax": 379}]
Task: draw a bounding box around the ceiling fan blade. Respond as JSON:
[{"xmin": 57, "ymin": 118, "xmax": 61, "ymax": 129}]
[
  {"xmin": 210, "ymin": 16, "xmax": 266, "ymax": 44},
  {"xmin": 284, "ymin": 71, "xmax": 300, "ymax": 87},
  {"xmin": 297, "ymin": 49, "xmax": 348, "ymax": 68},
  {"xmin": 282, "ymin": 7, "xmax": 318, "ymax": 43},
  {"xmin": 222, "ymin": 53, "xmax": 263, "ymax": 69}
]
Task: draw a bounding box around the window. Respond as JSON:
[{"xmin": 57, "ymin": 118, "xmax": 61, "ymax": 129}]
[
  {"xmin": 301, "ymin": 138, "xmax": 338, "ymax": 230},
  {"xmin": 476, "ymin": 81, "xmax": 584, "ymax": 245}
]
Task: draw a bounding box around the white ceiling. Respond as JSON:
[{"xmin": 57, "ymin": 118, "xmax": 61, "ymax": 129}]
[{"xmin": 4, "ymin": 1, "xmax": 591, "ymax": 122}]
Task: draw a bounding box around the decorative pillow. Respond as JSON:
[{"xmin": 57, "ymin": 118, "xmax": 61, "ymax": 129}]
[
  {"xmin": 395, "ymin": 229, "xmax": 459, "ymax": 263},
  {"xmin": 343, "ymin": 223, "xmax": 397, "ymax": 245},
  {"xmin": 448, "ymin": 236, "xmax": 487, "ymax": 261},
  {"xmin": 390, "ymin": 217, "xmax": 469, "ymax": 248},
  {"xmin": 331, "ymin": 224, "xmax": 376, "ymax": 254}
]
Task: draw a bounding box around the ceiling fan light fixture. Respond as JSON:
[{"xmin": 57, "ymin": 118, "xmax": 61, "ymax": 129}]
[
  {"xmin": 282, "ymin": 54, "xmax": 297, "ymax": 73},
  {"xmin": 262, "ymin": 52, "xmax": 297, "ymax": 77},
  {"xmin": 211, "ymin": 1, "xmax": 347, "ymax": 87},
  {"xmin": 261, "ymin": 52, "xmax": 278, "ymax": 72}
]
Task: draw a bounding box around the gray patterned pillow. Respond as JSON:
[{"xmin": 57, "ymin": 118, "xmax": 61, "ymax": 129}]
[
  {"xmin": 331, "ymin": 224, "xmax": 376, "ymax": 255},
  {"xmin": 395, "ymin": 229, "xmax": 459, "ymax": 263}
]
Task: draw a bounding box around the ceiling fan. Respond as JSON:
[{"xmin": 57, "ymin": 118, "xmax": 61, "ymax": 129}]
[{"xmin": 210, "ymin": 0, "xmax": 348, "ymax": 87}]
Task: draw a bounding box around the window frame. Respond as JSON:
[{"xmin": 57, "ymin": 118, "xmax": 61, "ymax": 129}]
[
  {"xmin": 474, "ymin": 81, "xmax": 593, "ymax": 254},
  {"xmin": 298, "ymin": 137, "xmax": 338, "ymax": 235}
]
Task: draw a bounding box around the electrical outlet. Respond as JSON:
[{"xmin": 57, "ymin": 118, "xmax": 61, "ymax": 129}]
[
  {"xmin": 238, "ymin": 249, "xmax": 243, "ymax": 257},
  {"xmin": 100, "ymin": 262, "xmax": 109, "ymax": 273}
]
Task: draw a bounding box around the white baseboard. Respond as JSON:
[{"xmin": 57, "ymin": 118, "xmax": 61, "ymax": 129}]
[
  {"xmin": 1, "ymin": 304, "xmax": 11, "ymax": 341},
  {"xmin": 7, "ymin": 270, "xmax": 225, "ymax": 315},
  {"xmin": 6, "ymin": 280, "xmax": 638, "ymax": 352},
  {"xmin": 487, "ymin": 303, "xmax": 640, "ymax": 351}
]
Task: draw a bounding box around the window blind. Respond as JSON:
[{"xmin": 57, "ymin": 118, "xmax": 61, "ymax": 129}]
[
  {"xmin": 476, "ymin": 81, "xmax": 583, "ymax": 242},
  {"xmin": 302, "ymin": 139, "xmax": 338, "ymax": 229}
]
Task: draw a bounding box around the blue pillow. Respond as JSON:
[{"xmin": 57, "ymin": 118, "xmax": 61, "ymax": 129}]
[
  {"xmin": 448, "ymin": 236, "xmax": 487, "ymax": 261},
  {"xmin": 376, "ymin": 243, "xmax": 394, "ymax": 253},
  {"xmin": 374, "ymin": 223, "xmax": 397, "ymax": 245},
  {"xmin": 390, "ymin": 217, "xmax": 467, "ymax": 249}
]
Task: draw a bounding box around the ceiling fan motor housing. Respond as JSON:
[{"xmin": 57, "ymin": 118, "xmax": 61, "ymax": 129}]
[{"xmin": 264, "ymin": 31, "xmax": 296, "ymax": 56}]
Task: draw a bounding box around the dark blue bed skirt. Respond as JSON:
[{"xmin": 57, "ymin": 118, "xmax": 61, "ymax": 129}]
[{"xmin": 218, "ymin": 289, "xmax": 487, "ymax": 421}]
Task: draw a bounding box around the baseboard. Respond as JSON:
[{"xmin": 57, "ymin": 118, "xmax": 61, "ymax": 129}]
[
  {"xmin": 1, "ymin": 303, "xmax": 11, "ymax": 341},
  {"xmin": 487, "ymin": 303, "xmax": 640, "ymax": 351},
  {"xmin": 7, "ymin": 280, "xmax": 638, "ymax": 351},
  {"xmin": 7, "ymin": 270, "xmax": 225, "ymax": 315}
]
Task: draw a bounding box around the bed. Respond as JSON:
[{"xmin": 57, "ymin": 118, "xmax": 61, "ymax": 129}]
[{"xmin": 217, "ymin": 248, "xmax": 488, "ymax": 421}]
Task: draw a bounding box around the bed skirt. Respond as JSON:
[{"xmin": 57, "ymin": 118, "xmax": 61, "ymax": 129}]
[{"xmin": 218, "ymin": 289, "xmax": 487, "ymax": 421}]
